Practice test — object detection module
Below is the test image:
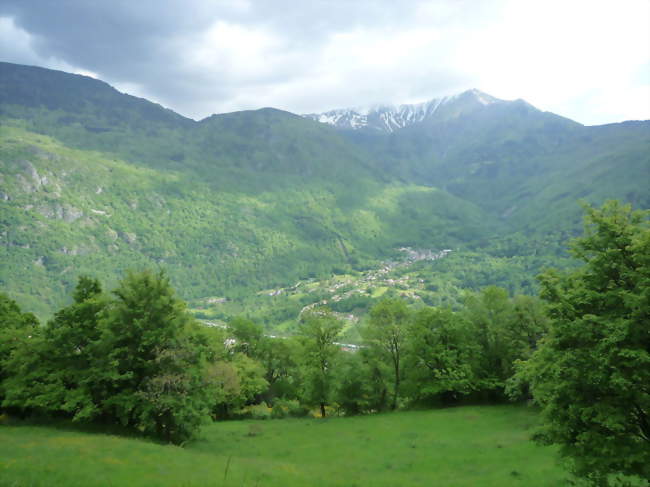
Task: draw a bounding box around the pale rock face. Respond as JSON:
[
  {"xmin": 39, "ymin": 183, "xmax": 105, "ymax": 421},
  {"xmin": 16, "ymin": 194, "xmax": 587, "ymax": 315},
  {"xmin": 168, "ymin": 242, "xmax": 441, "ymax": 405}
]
[
  {"xmin": 120, "ymin": 231, "xmax": 137, "ymax": 244},
  {"xmin": 63, "ymin": 206, "xmax": 83, "ymax": 223},
  {"xmin": 303, "ymin": 89, "xmax": 500, "ymax": 133},
  {"xmin": 106, "ymin": 227, "xmax": 118, "ymax": 241},
  {"xmin": 17, "ymin": 174, "xmax": 36, "ymax": 193},
  {"xmin": 35, "ymin": 203, "xmax": 83, "ymax": 222},
  {"xmin": 59, "ymin": 245, "xmax": 91, "ymax": 256},
  {"xmin": 20, "ymin": 160, "xmax": 48, "ymax": 188}
]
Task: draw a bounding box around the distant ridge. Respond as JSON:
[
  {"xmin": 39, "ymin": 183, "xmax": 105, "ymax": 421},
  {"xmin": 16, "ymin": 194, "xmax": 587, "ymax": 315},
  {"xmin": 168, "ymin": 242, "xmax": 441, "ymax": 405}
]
[{"xmin": 303, "ymin": 89, "xmax": 507, "ymax": 132}]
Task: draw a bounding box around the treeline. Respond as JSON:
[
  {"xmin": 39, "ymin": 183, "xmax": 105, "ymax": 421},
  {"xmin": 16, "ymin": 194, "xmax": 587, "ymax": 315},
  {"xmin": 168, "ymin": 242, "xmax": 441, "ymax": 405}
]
[
  {"xmin": 1, "ymin": 201, "xmax": 648, "ymax": 485},
  {"xmin": 0, "ymin": 272, "xmax": 217, "ymax": 444},
  {"xmin": 225, "ymin": 285, "xmax": 548, "ymax": 420},
  {"xmin": 0, "ymin": 273, "xmax": 547, "ymax": 443}
]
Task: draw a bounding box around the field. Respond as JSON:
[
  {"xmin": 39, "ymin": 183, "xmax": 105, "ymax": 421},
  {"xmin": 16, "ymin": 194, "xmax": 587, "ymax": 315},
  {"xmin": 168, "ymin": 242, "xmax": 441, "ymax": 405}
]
[{"xmin": 0, "ymin": 405, "xmax": 567, "ymax": 487}]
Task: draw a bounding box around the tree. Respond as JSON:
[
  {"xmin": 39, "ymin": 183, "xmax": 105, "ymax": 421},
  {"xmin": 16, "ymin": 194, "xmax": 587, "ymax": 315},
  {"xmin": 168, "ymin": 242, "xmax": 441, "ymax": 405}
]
[
  {"xmin": 97, "ymin": 270, "xmax": 213, "ymax": 443},
  {"xmin": 0, "ymin": 293, "xmax": 39, "ymax": 365},
  {"xmin": 509, "ymin": 294, "xmax": 549, "ymax": 360},
  {"xmin": 298, "ymin": 308, "xmax": 342, "ymax": 417},
  {"xmin": 229, "ymin": 316, "xmax": 265, "ymax": 358},
  {"xmin": 463, "ymin": 287, "xmax": 548, "ymax": 399},
  {"xmin": 0, "ymin": 293, "xmax": 39, "ymax": 411},
  {"xmin": 2, "ymin": 271, "xmax": 221, "ymax": 443},
  {"xmin": 207, "ymin": 353, "xmax": 268, "ymax": 418},
  {"xmin": 2, "ymin": 277, "xmax": 106, "ymax": 419},
  {"xmin": 524, "ymin": 201, "xmax": 649, "ymax": 484},
  {"xmin": 403, "ymin": 307, "xmax": 476, "ymax": 405},
  {"xmin": 358, "ymin": 347, "xmax": 391, "ymax": 412},
  {"xmin": 227, "ymin": 316, "xmax": 303, "ymax": 405},
  {"xmin": 333, "ymin": 346, "xmax": 395, "ymax": 415},
  {"xmin": 258, "ymin": 337, "xmax": 301, "ymax": 404},
  {"xmin": 463, "ymin": 286, "xmax": 514, "ymax": 396},
  {"xmin": 363, "ymin": 298, "xmax": 410, "ymax": 410}
]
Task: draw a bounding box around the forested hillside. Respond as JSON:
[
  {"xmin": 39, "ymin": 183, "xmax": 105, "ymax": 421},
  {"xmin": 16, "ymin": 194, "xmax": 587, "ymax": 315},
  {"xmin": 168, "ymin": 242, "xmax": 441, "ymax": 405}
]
[{"xmin": 1, "ymin": 61, "xmax": 648, "ymax": 320}]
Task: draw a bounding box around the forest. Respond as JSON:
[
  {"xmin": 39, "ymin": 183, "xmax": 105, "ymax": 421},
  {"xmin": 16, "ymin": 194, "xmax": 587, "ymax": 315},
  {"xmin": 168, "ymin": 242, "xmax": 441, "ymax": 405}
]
[
  {"xmin": 2, "ymin": 61, "xmax": 648, "ymax": 321},
  {"xmin": 2, "ymin": 200, "xmax": 648, "ymax": 486}
]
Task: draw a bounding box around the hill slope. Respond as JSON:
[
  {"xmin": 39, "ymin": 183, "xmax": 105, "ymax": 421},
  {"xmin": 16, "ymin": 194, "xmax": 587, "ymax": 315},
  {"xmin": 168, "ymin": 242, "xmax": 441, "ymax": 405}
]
[
  {"xmin": 329, "ymin": 94, "xmax": 649, "ymax": 234},
  {"xmin": 0, "ymin": 62, "xmax": 498, "ymax": 318},
  {"xmin": 0, "ymin": 405, "xmax": 565, "ymax": 487},
  {"xmin": 0, "ymin": 61, "xmax": 648, "ymax": 320}
]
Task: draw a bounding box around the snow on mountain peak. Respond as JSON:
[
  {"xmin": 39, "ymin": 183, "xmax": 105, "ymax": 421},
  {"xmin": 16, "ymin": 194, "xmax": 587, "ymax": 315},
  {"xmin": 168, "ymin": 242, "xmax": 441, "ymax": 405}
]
[
  {"xmin": 304, "ymin": 89, "xmax": 501, "ymax": 132},
  {"xmin": 467, "ymin": 88, "xmax": 498, "ymax": 106}
]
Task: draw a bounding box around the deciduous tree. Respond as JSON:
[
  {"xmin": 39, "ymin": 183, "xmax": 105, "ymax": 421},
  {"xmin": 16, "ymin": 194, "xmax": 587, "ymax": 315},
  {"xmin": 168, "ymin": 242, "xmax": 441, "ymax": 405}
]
[
  {"xmin": 298, "ymin": 308, "xmax": 342, "ymax": 417},
  {"xmin": 524, "ymin": 201, "xmax": 649, "ymax": 484},
  {"xmin": 403, "ymin": 307, "xmax": 476, "ymax": 405},
  {"xmin": 363, "ymin": 298, "xmax": 410, "ymax": 410},
  {"xmin": 97, "ymin": 270, "xmax": 213, "ymax": 443},
  {"xmin": 0, "ymin": 293, "xmax": 39, "ymax": 411}
]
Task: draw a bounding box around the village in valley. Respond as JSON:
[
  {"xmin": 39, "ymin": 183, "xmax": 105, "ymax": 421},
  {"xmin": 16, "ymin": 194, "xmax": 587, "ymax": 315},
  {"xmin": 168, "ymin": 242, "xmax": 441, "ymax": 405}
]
[{"xmin": 193, "ymin": 247, "xmax": 455, "ymax": 342}]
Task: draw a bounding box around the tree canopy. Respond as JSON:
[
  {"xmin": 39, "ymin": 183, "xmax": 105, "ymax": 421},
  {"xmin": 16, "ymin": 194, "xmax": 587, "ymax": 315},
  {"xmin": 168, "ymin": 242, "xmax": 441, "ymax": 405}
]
[
  {"xmin": 521, "ymin": 201, "xmax": 650, "ymax": 484},
  {"xmin": 298, "ymin": 308, "xmax": 343, "ymax": 417}
]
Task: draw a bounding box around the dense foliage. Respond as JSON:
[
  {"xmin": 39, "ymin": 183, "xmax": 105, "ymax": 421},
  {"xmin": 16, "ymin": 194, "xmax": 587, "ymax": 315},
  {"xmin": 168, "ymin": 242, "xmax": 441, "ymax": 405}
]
[
  {"xmin": 1, "ymin": 270, "xmax": 550, "ymax": 440},
  {"xmin": 1, "ymin": 62, "xmax": 648, "ymax": 322},
  {"xmin": 1, "ymin": 271, "xmax": 216, "ymax": 443},
  {"xmin": 514, "ymin": 201, "xmax": 650, "ymax": 485},
  {"xmin": 1, "ymin": 60, "xmax": 649, "ymax": 484},
  {"xmin": 1, "ymin": 202, "xmax": 648, "ymax": 487},
  {"xmin": 0, "ymin": 292, "xmax": 39, "ymax": 408}
]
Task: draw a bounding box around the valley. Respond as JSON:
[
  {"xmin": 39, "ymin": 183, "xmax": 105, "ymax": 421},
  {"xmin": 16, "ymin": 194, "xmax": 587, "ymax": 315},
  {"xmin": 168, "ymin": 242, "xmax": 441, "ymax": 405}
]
[
  {"xmin": 0, "ymin": 49, "xmax": 648, "ymax": 487},
  {"xmin": 1, "ymin": 0, "xmax": 649, "ymax": 482},
  {"xmin": 2, "ymin": 61, "xmax": 646, "ymax": 324},
  {"xmin": 192, "ymin": 243, "xmax": 563, "ymax": 342},
  {"xmin": 192, "ymin": 245, "xmax": 456, "ymax": 336}
]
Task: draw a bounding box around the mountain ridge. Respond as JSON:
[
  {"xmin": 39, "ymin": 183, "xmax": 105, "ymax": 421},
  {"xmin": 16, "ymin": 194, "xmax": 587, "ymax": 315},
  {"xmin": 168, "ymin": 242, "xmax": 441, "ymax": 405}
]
[
  {"xmin": 0, "ymin": 61, "xmax": 648, "ymax": 323},
  {"xmin": 302, "ymin": 89, "xmax": 542, "ymax": 133}
]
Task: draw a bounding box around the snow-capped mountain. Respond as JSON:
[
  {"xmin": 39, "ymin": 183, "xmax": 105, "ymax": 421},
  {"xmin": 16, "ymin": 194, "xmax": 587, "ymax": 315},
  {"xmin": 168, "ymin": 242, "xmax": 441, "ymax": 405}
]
[{"xmin": 303, "ymin": 89, "xmax": 502, "ymax": 133}]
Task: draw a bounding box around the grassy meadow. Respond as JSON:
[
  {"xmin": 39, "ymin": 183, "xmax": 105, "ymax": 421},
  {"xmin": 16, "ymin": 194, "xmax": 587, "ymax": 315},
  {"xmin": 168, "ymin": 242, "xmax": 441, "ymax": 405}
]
[{"xmin": 0, "ymin": 405, "xmax": 568, "ymax": 487}]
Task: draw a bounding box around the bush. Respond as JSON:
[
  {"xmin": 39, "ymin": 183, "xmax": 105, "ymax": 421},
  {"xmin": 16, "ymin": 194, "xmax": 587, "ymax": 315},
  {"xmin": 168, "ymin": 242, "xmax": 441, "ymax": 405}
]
[
  {"xmin": 250, "ymin": 404, "xmax": 272, "ymax": 420},
  {"xmin": 270, "ymin": 399, "xmax": 309, "ymax": 419},
  {"xmin": 288, "ymin": 401, "xmax": 310, "ymax": 418},
  {"xmin": 235, "ymin": 403, "xmax": 272, "ymax": 420}
]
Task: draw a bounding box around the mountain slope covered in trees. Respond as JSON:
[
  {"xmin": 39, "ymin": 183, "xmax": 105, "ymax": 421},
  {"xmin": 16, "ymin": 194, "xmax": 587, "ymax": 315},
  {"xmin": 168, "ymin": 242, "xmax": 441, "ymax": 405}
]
[{"xmin": 0, "ymin": 61, "xmax": 648, "ymax": 319}]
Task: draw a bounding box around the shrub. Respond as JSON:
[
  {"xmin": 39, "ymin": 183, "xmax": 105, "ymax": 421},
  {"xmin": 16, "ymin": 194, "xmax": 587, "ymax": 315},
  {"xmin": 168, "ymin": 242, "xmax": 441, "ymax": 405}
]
[{"xmin": 270, "ymin": 398, "xmax": 309, "ymax": 418}]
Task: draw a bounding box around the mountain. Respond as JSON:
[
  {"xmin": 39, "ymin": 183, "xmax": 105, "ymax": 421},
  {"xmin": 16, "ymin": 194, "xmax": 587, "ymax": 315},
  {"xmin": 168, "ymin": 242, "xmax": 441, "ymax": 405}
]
[
  {"xmin": 0, "ymin": 62, "xmax": 497, "ymax": 318},
  {"xmin": 308, "ymin": 89, "xmax": 649, "ymax": 235},
  {"xmin": 0, "ymin": 61, "xmax": 648, "ymax": 322},
  {"xmin": 303, "ymin": 89, "xmax": 501, "ymax": 132}
]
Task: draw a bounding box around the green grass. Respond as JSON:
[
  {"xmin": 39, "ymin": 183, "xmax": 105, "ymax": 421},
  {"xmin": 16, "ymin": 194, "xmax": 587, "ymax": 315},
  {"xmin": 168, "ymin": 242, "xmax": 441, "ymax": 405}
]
[{"xmin": 0, "ymin": 405, "xmax": 568, "ymax": 486}]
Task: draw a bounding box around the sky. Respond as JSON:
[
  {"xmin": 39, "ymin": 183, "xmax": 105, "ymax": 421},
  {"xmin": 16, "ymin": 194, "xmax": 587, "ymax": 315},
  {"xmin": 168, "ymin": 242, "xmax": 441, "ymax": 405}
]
[{"xmin": 0, "ymin": 0, "xmax": 648, "ymax": 125}]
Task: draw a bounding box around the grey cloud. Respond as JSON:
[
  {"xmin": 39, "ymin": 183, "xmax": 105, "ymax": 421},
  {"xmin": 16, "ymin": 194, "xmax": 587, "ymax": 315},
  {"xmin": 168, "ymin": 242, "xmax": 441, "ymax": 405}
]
[
  {"xmin": 2, "ymin": 1, "xmax": 644, "ymax": 124},
  {"xmin": 0, "ymin": 0, "xmax": 498, "ymax": 118}
]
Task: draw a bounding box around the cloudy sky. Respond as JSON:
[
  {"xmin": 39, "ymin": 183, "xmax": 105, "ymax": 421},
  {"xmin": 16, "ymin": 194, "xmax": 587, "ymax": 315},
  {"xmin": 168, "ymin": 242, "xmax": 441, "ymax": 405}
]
[{"xmin": 1, "ymin": 0, "xmax": 648, "ymax": 125}]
